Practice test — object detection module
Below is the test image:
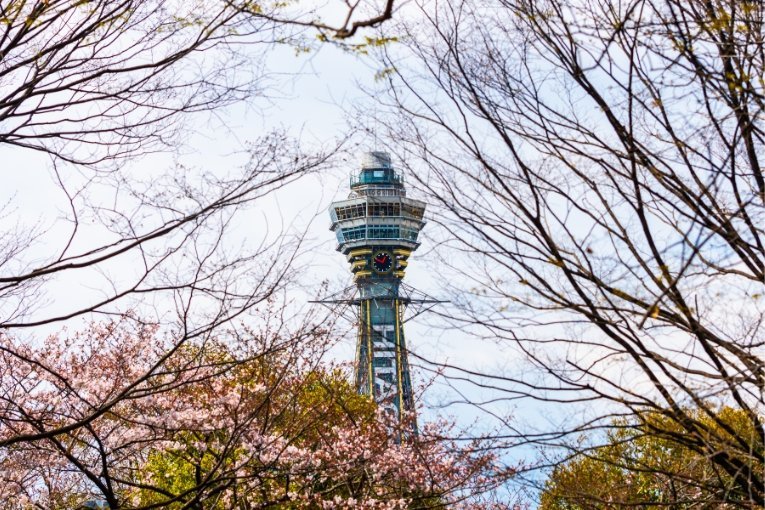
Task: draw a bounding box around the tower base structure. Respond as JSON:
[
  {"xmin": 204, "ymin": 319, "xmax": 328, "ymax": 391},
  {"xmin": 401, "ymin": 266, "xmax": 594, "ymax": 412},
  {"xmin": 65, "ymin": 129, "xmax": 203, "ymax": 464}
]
[
  {"xmin": 356, "ymin": 280, "xmax": 414, "ymax": 420},
  {"xmin": 313, "ymin": 281, "xmax": 443, "ymax": 435}
]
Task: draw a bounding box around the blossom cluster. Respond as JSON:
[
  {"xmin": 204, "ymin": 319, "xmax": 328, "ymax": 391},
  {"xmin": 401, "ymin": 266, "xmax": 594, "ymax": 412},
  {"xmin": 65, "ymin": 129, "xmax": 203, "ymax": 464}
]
[{"xmin": 0, "ymin": 318, "xmax": 514, "ymax": 508}]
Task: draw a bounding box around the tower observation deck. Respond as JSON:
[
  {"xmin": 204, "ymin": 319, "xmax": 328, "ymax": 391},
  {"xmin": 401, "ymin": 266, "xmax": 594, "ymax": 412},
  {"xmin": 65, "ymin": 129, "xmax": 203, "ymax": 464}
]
[{"xmin": 327, "ymin": 151, "xmax": 428, "ymax": 426}]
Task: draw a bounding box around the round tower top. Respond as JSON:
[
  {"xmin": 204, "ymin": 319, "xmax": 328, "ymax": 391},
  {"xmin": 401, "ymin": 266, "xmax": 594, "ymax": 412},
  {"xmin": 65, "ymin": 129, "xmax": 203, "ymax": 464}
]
[{"xmin": 361, "ymin": 151, "xmax": 392, "ymax": 169}]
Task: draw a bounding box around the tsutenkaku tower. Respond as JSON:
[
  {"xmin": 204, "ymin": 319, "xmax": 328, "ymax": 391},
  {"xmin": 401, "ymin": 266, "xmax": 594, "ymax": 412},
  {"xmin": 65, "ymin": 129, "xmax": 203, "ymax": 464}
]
[{"xmin": 328, "ymin": 152, "xmax": 427, "ymax": 423}]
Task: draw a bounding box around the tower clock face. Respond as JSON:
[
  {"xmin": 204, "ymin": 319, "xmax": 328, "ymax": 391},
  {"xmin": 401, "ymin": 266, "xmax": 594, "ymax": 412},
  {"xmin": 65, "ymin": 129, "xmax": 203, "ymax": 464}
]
[{"xmin": 372, "ymin": 251, "xmax": 393, "ymax": 273}]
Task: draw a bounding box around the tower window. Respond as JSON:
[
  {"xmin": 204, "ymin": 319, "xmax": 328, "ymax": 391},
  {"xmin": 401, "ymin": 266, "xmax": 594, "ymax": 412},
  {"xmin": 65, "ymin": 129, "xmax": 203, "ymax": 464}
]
[
  {"xmin": 339, "ymin": 226, "xmax": 366, "ymax": 242},
  {"xmin": 368, "ymin": 202, "xmax": 401, "ymax": 217},
  {"xmin": 335, "ymin": 203, "xmax": 366, "ymax": 221},
  {"xmin": 403, "ymin": 204, "xmax": 425, "ymax": 220},
  {"xmin": 368, "ymin": 225, "xmax": 400, "ymax": 239},
  {"xmin": 400, "ymin": 228, "xmax": 420, "ymax": 242}
]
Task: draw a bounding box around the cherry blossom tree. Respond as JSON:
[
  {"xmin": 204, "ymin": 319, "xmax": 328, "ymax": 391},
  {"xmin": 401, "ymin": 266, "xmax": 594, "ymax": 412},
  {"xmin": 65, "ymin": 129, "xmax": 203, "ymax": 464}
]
[{"xmin": 0, "ymin": 316, "xmax": 514, "ymax": 509}]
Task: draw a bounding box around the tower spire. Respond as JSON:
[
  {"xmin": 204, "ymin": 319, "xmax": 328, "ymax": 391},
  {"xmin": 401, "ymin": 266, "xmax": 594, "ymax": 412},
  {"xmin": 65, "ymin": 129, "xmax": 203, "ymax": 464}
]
[{"xmin": 327, "ymin": 151, "xmax": 428, "ymax": 429}]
